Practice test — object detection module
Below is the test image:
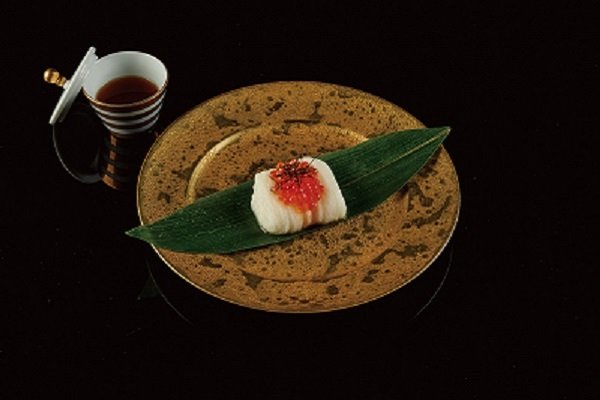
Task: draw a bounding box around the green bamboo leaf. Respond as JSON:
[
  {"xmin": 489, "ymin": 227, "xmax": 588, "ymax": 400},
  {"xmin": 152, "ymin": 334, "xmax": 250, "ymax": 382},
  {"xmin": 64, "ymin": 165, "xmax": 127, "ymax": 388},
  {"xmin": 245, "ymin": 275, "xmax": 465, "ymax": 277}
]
[{"xmin": 126, "ymin": 126, "xmax": 450, "ymax": 253}]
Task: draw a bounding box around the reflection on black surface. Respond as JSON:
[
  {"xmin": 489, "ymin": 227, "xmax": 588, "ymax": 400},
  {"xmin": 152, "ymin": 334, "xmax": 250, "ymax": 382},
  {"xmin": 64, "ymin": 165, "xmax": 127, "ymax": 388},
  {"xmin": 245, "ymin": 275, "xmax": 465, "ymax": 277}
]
[
  {"xmin": 52, "ymin": 96, "xmax": 159, "ymax": 191},
  {"xmin": 52, "ymin": 99, "xmax": 103, "ymax": 183}
]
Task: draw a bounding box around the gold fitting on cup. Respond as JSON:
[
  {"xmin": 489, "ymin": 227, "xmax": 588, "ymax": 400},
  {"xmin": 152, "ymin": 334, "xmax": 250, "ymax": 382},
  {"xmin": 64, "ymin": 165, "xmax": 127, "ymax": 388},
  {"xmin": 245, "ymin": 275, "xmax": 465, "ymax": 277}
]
[{"xmin": 44, "ymin": 68, "xmax": 67, "ymax": 88}]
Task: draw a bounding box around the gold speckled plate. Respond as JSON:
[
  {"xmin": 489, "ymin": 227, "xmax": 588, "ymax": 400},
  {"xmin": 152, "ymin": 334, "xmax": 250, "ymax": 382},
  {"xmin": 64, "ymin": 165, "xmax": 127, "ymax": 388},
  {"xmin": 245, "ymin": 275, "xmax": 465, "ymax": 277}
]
[{"xmin": 137, "ymin": 81, "xmax": 460, "ymax": 313}]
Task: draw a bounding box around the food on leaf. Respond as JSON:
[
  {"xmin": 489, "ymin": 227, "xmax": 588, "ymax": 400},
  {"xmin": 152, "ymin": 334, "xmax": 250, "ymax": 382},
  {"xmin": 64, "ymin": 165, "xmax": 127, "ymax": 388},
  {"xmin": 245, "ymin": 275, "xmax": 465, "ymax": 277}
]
[
  {"xmin": 251, "ymin": 157, "xmax": 347, "ymax": 235},
  {"xmin": 126, "ymin": 127, "xmax": 450, "ymax": 254}
]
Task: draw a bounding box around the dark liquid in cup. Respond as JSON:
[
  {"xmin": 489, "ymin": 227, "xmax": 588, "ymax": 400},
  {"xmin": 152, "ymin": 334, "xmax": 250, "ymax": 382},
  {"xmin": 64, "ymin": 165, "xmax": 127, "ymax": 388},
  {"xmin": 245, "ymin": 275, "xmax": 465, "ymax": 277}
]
[{"xmin": 96, "ymin": 75, "xmax": 158, "ymax": 104}]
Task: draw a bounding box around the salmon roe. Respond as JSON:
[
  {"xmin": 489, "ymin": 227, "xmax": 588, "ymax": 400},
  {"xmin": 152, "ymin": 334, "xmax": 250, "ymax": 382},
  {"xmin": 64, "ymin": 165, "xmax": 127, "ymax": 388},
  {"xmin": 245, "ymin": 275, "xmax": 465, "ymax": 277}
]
[{"xmin": 269, "ymin": 159, "xmax": 324, "ymax": 212}]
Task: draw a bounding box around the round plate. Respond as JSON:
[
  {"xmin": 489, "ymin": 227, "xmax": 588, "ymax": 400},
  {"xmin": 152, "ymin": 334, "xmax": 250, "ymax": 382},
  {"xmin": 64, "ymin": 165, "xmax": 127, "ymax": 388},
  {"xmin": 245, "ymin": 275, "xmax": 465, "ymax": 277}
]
[{"xmin": 137, "ymin": 81, "xmax": 460, "ymax": 313}]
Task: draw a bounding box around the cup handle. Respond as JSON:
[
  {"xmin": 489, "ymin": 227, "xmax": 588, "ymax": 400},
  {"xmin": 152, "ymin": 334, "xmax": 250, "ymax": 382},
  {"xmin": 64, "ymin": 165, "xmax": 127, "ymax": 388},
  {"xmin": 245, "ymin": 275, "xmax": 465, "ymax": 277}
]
[{"xmin": 52, "ymin": 99, "xmax": 104, "ymax": 183}]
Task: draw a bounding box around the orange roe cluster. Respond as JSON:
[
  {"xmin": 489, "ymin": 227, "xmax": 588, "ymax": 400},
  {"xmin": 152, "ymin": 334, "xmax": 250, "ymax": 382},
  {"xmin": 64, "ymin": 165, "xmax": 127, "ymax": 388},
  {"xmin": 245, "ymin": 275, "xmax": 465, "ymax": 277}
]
[{"xmin": 269, "ymin": 159, "xmax": 324, "ymax": 212}]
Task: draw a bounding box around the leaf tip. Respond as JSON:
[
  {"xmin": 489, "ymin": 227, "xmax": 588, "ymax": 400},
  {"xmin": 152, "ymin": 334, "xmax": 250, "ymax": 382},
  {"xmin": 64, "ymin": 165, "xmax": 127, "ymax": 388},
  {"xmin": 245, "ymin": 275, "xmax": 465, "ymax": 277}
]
[
  {"xmin": 125, "ymin": 225, "xmax": 146, "ymax": 240},
  {"xmin": 437, "ymin": 125, "xmax": 451, "ymax": 136},
  {"xmin": 431, "ymin": 126, "xmax": 451, "ymax": 143}
]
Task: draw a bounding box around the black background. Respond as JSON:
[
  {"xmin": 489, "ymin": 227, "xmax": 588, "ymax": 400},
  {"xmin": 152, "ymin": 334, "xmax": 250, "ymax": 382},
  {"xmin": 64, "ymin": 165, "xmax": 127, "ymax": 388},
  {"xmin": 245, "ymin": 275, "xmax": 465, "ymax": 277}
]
[{"xmin": 1, "ymin": 2, "xmax": 597, "ymax": 398}]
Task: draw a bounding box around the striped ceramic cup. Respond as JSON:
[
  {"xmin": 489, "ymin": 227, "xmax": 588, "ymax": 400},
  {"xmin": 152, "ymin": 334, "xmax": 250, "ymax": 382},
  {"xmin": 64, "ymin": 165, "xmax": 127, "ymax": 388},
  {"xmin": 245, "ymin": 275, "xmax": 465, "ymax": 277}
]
[{"xmin": 82, "ymin": 51, "xmax": 167, "ymax": 136}]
